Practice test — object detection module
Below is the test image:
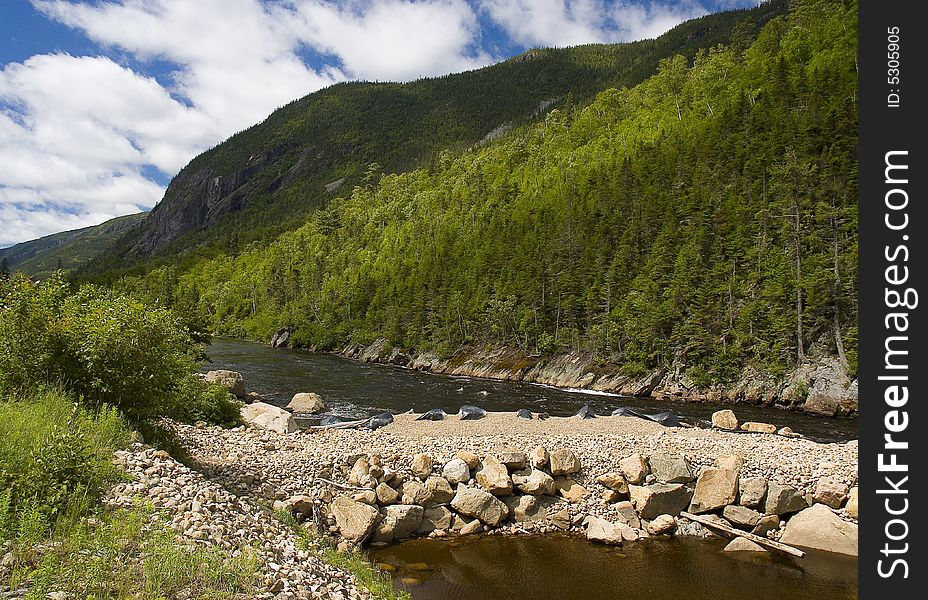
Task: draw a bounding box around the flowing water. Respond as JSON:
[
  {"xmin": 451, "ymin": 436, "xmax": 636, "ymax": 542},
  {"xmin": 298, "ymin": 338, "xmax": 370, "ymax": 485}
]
[
  {"xmin": 202, "ymin": 338, "xmax": 858, "ymax": 443},
  {"xmin": 368, "ymin": 534, "xmax": 858, "ymax": 600}
]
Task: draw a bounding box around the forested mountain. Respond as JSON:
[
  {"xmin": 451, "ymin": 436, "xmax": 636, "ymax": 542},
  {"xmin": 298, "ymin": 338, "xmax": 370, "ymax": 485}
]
[
  {"xmin": 0, "ymin": 213, "xmax": 145, "ymax": 280},
  {"xmin": 80, "ymin": 0, "xmax": 785, "ymax": 273},
  {"xmin": 117, "ymin": 0, "xmax": 858, "ymax": 389}
]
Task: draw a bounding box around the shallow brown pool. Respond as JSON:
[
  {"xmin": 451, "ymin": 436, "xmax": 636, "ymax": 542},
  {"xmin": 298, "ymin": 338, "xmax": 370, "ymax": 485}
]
[{"xmin": 368, "ymin": 534, "xmax": 857, "ymax": 600}]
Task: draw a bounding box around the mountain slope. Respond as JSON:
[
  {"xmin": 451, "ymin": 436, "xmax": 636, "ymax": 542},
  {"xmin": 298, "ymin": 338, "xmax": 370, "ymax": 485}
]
[
  {"xmin": 1, "ymin": 213, "xmax": 146, "ymax": 280},
  {"xmin": 83, "ymin": 0, "xmax": 785, "ymax": 273},
  {"xmin": 128, "ymin": 0, "xmax": 857, "ymax": 400}
]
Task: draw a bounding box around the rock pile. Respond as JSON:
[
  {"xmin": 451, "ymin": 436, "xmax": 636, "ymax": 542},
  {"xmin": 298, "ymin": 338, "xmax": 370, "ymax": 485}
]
[
  {"xmin": 105, "ymin": 445, "xmax": 371, "ymax": 599},
  {"xmin": 308, "ymin": 446, "xmax": 859, "ymax": 557}
]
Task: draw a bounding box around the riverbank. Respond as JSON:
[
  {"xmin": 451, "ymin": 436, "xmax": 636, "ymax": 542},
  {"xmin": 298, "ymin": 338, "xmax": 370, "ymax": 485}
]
[
  {"xmin": 333, "ymin": 338, "xmax": 858, "ymax": 417},
  {"xmin": 166, "ymin": 410, "xmax": 857, "ymax": 560}
]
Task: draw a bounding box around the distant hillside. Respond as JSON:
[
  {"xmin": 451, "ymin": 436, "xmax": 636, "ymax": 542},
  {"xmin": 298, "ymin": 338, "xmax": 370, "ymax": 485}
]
[
  {"xmin": 82, "ymin": 0, "xmax": 786, "ymax": 276},
  {"xmin": 1, "ymin": 213, "xmax": 146, "ymax": 280}
]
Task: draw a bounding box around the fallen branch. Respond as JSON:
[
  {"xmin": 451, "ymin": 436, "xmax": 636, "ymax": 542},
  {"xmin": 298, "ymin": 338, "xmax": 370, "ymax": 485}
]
[
  {"xmin": 307, "ymin": 417, "xmax": 372, "ymax": 430},
  {"xmin": 679, "ymin": 511, "xmax": 805, "ymax": 558},
  {"xmin": 314, "ymin": 477, "xmax": 369, "ymax": 492}
]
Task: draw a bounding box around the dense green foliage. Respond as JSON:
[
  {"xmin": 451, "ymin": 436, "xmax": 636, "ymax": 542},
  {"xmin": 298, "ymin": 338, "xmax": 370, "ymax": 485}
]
[
  {"xmin": 0, "ymin": 274, "xmax": 239, "ymax": 423},
  {"xmin": 0, "ymin": 213, "xmax": 145, "ymax": 280},
  {"xmin": 80, "ymin": 0, "xmax": 785, "ymax": 271},
  {"xmin": 128, "ymin": 0, "xmax": 857, "ymax": 384},
  {"xmin": 0, "ymin": 389, "xmax": 258, "ymax": 598},
  {"xmin": 0, "ymin": 387, "xmax": 128, "ymax": 529}
]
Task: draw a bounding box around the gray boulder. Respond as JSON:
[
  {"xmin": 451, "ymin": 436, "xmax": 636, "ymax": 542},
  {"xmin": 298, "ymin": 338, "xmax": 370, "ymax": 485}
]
[
  {"xmin": 450, "ymin": 486, "xmax": 509, "ymax": 526},
  {"xmin": 764, "ymin": 482, "xmax": 808, "ymax": 516},
  {"xmin": 442, "ymin": 458, "xmax": 470, "ymax": 486},
  {"xmin": 648, "ymin": 453, "xmax": 694, "ymax": 483},
  {"xmin": 629, "ymin": 484, "xmax": 693, "ymax": 520},
  {"xmin": 204, "ymin": 370, "xmax": 245, "ymax": 398}
]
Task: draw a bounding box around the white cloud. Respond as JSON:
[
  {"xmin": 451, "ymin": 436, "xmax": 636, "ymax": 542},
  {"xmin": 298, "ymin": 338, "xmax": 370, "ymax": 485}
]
[
  {"xmin": 476, "ymin": 0, "xmax": 707, "ymax": 46},
  {"xmin": 282, "ymin": 0, "xmax": 492, "ymax": 81}
]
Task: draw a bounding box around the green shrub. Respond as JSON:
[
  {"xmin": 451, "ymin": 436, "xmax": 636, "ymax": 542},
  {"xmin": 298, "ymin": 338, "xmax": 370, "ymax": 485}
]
[
  {"xmin": 0, "ymin": 387, "xmax": 129, "ymax": 534},
  {"xmin": 0, "ymin": 274, "xmax": 236, "ymax": 424}
]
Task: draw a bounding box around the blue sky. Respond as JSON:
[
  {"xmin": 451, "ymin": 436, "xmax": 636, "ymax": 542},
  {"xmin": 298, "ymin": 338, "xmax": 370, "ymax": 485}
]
[{"xmin": 0, "ymin": 0, "xmax": 760, "ymax": 247}]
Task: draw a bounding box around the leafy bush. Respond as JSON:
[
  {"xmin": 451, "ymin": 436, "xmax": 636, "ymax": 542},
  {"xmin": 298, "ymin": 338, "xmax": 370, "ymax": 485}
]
[
  {"xmin": 0, "ymin": 387, "xmax": 129, "ymax": 534},
  {"xmin": 0, "ymin": 274, "xmax": 237, "ymax": 423}
]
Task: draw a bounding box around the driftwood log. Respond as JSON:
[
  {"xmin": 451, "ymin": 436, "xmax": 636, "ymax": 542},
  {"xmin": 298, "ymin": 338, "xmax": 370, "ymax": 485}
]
[{"xmin": 679, "ymin": 511, "xmax": 806, "ymax": 558}]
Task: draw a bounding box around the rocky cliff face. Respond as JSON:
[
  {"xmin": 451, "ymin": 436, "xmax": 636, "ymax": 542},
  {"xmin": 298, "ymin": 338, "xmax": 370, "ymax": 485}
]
[{"xmin": 336, "ymin": 338, "xmax": 857, "ymax": 416}]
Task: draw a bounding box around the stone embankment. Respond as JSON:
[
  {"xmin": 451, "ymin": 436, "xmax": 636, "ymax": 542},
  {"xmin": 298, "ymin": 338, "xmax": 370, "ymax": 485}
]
[
  {"xmin": 170, "ymin": 406, "xmax": 858, "ymax": 562},
  {"xmin": 335, "ymin": 338, "xmax": 858, "ymax": 416}
]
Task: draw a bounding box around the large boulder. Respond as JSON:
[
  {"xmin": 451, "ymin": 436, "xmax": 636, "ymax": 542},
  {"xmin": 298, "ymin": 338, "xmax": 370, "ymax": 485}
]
[
  {"xmin": 331, "ymin": 496, "xmax": 379, "ymax": 542},
  {"xmin": 738, "ymin": 477, "xmax": 768, "ymax": 508},
  {"xmin": 553, "ymin": 477, "xmax": 588, "ymax": 503},
  {"xmin": 548, "ymin": 448, "xmax": 581, "ymax": 476},
  {"xmin": 648, "ymin": 453, "xmax": 694, "ymax": 483},
  {"xmin": 424, "ymin": 476, "xmax": 455, "ymax": 504},
  {"xmin": 813, "ymin": 476, "xmax": 849, "ymax": 509},
  {"xmin": 503, "ymin": 494, "xmax": 547, "ymax": 523},
  {"xmin": 618, "ymin": 453, "xmax": 649, "ymax": 484},
  {"xmin": 780, "ymin": 504, "xmax": 858, "ymax": 556},
  {"xmin": 475, "ymin": 455, "xmax": 513, "ymax": 495},
  {"xmin": 204, "ymin": 370, "xmax": 246, "ymax": 398},
  {"xmin": 450, "ymin": 486, "xmax": 509, "ymax": 526},
  {"xmin": 764, "ymin": 482, "xmax": 808, "ymax": 516},
  {"xmin": 240, "ymin": 402, "xmax": 298, "ymax": 434},
  {"xmin": 286, "ymin": 392, "xmax": 326, "ymax": 414},
  {"xmin": 629, "ymin": 484, "xmax": 693, "ymax": 520},
  {"xmin": 512, "ymin": 468, "xmax": 555, "ymax": 495},
  {"xmin": 417, "ymin": 506, "xmax": 453, "ymax": 534},
  {"xmin": 371, "ymin": 505, "xmax": 424, "ymax": 542},
  {"xmin": 711, "ymin": 409, "xmax": 738, "ymax": 430},
  {"xmin": 586, "ymin": 516, "xmax": 623, "ymax": 545},
  {"xmin": 689, "ymin": 469, "xmax": 739, "ymax": 513},
  {"xmin": 411, "ymin": 454, "xmax": 434, "ymax": 479},
  {"xmin": 442, "ymin": 458, "xmax": 470, "ymax": 486}
]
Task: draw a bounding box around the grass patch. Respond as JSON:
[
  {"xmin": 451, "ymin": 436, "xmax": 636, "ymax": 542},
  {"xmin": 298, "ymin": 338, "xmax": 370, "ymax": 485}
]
[
  {"xmin": 0, "ymin": 389, "xmax": 258, "ymax": 598},
  {"xmin": 5, "ymin": 504, "xmax": 260, "ymax": 599},
  {"xmin": 275, "ymin": 510, "xmax": 411, "ymax": 600}
]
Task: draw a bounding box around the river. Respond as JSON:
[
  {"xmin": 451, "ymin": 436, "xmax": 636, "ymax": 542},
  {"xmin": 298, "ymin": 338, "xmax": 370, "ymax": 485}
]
[{"xmin": 203, "ymin": 338, "xmax": 858, "ymax": 443}]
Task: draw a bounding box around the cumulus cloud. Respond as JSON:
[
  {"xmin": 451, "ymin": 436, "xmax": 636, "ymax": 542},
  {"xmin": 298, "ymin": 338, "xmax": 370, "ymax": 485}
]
[{"xmin": 476, "ymin": 0, "xmax": 707, "ymax": 46}]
